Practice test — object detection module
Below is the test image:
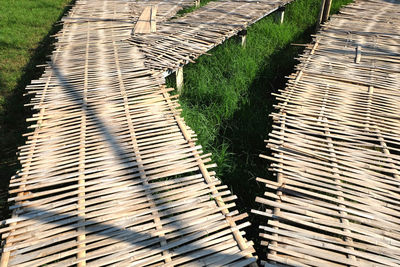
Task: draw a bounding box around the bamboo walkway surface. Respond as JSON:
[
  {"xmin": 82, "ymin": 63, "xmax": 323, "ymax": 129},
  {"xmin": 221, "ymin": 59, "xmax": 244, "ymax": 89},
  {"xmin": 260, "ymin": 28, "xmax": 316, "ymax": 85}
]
[
  {"xmin": 0, "ymin": 0, "xmax": 270, "ymax": 266},
  {"xmin": 254, "ymin": 0, "xmax": 400, "ymax": 266},
  {"xmin": 129, "ymin": 0, "xmax": 291, "ymax": 71}
]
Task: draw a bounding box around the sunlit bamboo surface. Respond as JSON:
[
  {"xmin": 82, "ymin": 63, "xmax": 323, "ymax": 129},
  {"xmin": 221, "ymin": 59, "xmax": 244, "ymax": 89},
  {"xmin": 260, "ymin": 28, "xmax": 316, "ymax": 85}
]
[{"xmin": 255, "ymin": 0, "xmax": 400, "ymax": 266}]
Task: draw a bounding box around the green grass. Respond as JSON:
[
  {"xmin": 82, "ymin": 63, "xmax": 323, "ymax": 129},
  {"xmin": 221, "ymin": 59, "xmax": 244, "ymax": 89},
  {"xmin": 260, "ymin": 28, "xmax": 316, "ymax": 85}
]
[
  {"xmin": 0, "ymin": 0, "xmax": 73, "ymax": 217},
  {"xmin": 167, "ymin": 0, "xmax": 352, "ymax": 256}
]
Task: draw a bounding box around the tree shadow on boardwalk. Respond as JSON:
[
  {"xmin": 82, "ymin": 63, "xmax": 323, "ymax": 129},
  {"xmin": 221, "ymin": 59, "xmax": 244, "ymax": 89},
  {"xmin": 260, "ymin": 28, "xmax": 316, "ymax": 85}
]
[
  {"xmin": 0, "ymin": 56, "xmax": 255, "ymax": 265},
  {"xmin": 4, "ymin": 205, "xmax": 254, "ymax": 265}
]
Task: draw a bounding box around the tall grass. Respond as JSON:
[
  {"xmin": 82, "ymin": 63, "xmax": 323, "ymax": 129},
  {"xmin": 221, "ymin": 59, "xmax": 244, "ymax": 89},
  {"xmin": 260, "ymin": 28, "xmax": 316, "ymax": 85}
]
[{"xmin": 167, "ymin": 0, "xmax": 352, "ymax": 255}]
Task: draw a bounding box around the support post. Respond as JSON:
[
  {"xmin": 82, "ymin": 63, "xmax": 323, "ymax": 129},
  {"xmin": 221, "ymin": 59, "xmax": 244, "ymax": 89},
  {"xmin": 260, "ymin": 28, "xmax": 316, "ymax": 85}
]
[
  {"xmin": 317, "ymin": 0, "xmax": 332, "ymax": 29},
  {"xmin": 176, "ymin": 67, "xmax": 184, "ymax": 92},
  {"xmin": 322, "ymin": 0, "xmax": 332, "ymax": 23},
  {"xmin": 238, "ymin": 29, "xmax": 247, "ymax": 48},
  {"xmin": 317, "ymin": 0, "xmax": 326, "ymax": 28},
  {"xmin": 195, "ymin": 0, "xmax": 200, "ymax": 7},
  {"xmin": 277, "ymin": 6, "xmax": 285, "ymax": 24}
]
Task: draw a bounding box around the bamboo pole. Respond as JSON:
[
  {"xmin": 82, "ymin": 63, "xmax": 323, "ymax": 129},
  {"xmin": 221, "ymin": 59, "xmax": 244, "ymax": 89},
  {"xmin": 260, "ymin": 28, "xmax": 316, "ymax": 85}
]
[
  {"xmin": 76, "ymin": 20, "xmax": 90, "ymax": 267},
  {"xmin": 238, "ymin": 29, "xmax": 247, "ymax": 48},
  {"xmin": 176, "ymin": 67, "xmax": 184, "ymax": 93},
  {"xmin": 317, "ymin": 0, "xmax": 326, "ymax": 28},
  {"xmin": 322, "ymin": 0, "xmax": 332, "ymax": 22},
  {"xmin": 277, "ymin": 6, "xmax": 285, "ymax": 24},
  {"xmin": 162, "ymin": 88, "xmax": 257, "ymax": 266}
]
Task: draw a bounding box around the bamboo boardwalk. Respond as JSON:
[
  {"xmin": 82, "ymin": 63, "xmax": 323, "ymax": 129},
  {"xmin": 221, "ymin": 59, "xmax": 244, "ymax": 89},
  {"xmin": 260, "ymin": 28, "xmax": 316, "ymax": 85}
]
[
  {"xmin": 0, "ymin": 1, "xmax": 259, "ymax": 266},
  {"xmin": 129, "ymin": 0, "xmax": 291, "ymax": 71},
  {"xmin": 0, "ymin": 0, "xmax": 299, "ymax": 265},
  {"xmin": 254, "ymin": 0, "xmax": 400, "ymax": 266}
]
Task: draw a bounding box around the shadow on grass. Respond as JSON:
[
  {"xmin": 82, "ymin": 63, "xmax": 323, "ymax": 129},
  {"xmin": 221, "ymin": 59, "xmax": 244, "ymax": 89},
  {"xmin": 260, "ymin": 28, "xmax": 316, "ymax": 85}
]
[{"xmin": 0, "ymin": 1, "xmax": 76, "ymax": 220}]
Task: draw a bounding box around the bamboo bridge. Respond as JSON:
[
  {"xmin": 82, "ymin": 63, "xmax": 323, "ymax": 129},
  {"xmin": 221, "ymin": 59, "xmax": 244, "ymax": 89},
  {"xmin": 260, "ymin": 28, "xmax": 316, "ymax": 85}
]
[
  {"xmin": 0, "ymin": 0, "xmax": 290, "ymax": 266},
  {"xmin": 1, "ymin": 0, "xmax": 400, "ymax": 266}
]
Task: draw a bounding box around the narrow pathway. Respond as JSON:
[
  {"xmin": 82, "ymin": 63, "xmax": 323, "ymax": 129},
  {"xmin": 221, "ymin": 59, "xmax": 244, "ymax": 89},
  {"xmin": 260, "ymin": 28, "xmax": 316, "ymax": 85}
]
[
  {"xmin": 0, "ymin": 0, "xmax": 295, "ymax": 266},
  {"xmin": 0, "ymin": 1, "xmax": 257, "ymax": 266},
  {"xmin": 255, "ymin": 0, "xmax": 400, "ymax": 266}
]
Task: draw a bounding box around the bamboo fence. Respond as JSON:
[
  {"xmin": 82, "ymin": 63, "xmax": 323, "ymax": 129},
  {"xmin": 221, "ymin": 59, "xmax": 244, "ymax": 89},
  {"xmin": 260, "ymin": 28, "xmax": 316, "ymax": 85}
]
[
  {"xmin": 0, "ymin": 0, "xmax": 263, "ymax": 266},
  {"xmin": 129, "ymin": 0, "xmax": 292, "ymax": 71},
  {"xmin": 254, "ymin": 0, "xmax": 400, "ymax": 266}
]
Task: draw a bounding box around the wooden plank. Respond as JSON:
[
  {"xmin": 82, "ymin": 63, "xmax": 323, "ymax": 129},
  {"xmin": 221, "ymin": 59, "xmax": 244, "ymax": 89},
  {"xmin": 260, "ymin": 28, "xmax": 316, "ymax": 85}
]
[
  {"xmin": 134, "ymin": 7, "xmax": 152, "ymax": 34},
  {"xmin": 134, "ymin": 6, "xmax": 157, "ymax": 34}
]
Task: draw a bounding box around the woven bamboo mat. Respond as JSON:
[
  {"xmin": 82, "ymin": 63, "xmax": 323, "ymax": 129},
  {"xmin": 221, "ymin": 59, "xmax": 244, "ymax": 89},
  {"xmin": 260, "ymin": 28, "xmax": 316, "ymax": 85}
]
[
  {"xmin": 129, "ymin": 0, "xmax": 292, "ymax": 71},
  {"xmin": 254, "ymin": 0, "xmax": 400, "ymax": 266},
  {"xmin": 0, "ymin": 0, "xmax": 259, "ymax": 266}
]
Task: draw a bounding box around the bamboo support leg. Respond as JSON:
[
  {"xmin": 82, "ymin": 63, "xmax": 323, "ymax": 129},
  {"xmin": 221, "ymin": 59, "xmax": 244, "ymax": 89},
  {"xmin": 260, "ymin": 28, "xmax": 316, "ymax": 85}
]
[
  {"xmin": 277, "ymin": 6, "xmax": 285, "ymax": 24},
  {"xmin": 322, "ymin": 0, "xmax": 332, "ymax": 22},
  {"xmin": 355, "ymin": 45, "xmax": 362, "ymax": 63},
  {"xmin": 238, "ymin": 29, "xmax": 247, "ymax": 48},
  {"xmin": 176, "ymin": 67, "xmax": 184, "ymax": 93},
  {"xmin": 318, "ymin": 0, "xmax": 332, "ymax": 28},
  {"xmin": 317, "ymin": 0, "xmax": 326, "ymax": 28}
]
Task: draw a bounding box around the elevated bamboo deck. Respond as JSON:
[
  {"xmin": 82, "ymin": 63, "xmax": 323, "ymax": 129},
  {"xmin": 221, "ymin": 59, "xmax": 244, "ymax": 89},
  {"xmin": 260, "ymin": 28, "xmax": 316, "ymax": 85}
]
[
  {"xmin": 255, "ymin": 0, "xmax": 400, "ymax": 266},
  {"xmin": 0, "ymin": 0, "xmax": 298, "ymax": 265},
  {"xmin": 129, "ymin": 0, "xmax": 292, "ymax": 71}
]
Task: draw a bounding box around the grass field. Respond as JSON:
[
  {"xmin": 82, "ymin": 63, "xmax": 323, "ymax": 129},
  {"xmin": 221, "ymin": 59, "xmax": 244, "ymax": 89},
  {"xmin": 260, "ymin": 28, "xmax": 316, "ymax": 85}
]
[
  {"xmin": 0, "ymin": 0, "xmax": 73, "ymax": 216},
  {"xmin": 166, "ymin": 0, "xmax": 352, "ymax": 254},
  {"xmin": 0, "ymin": 0, "xmax": 351, "ymax": 256}
]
